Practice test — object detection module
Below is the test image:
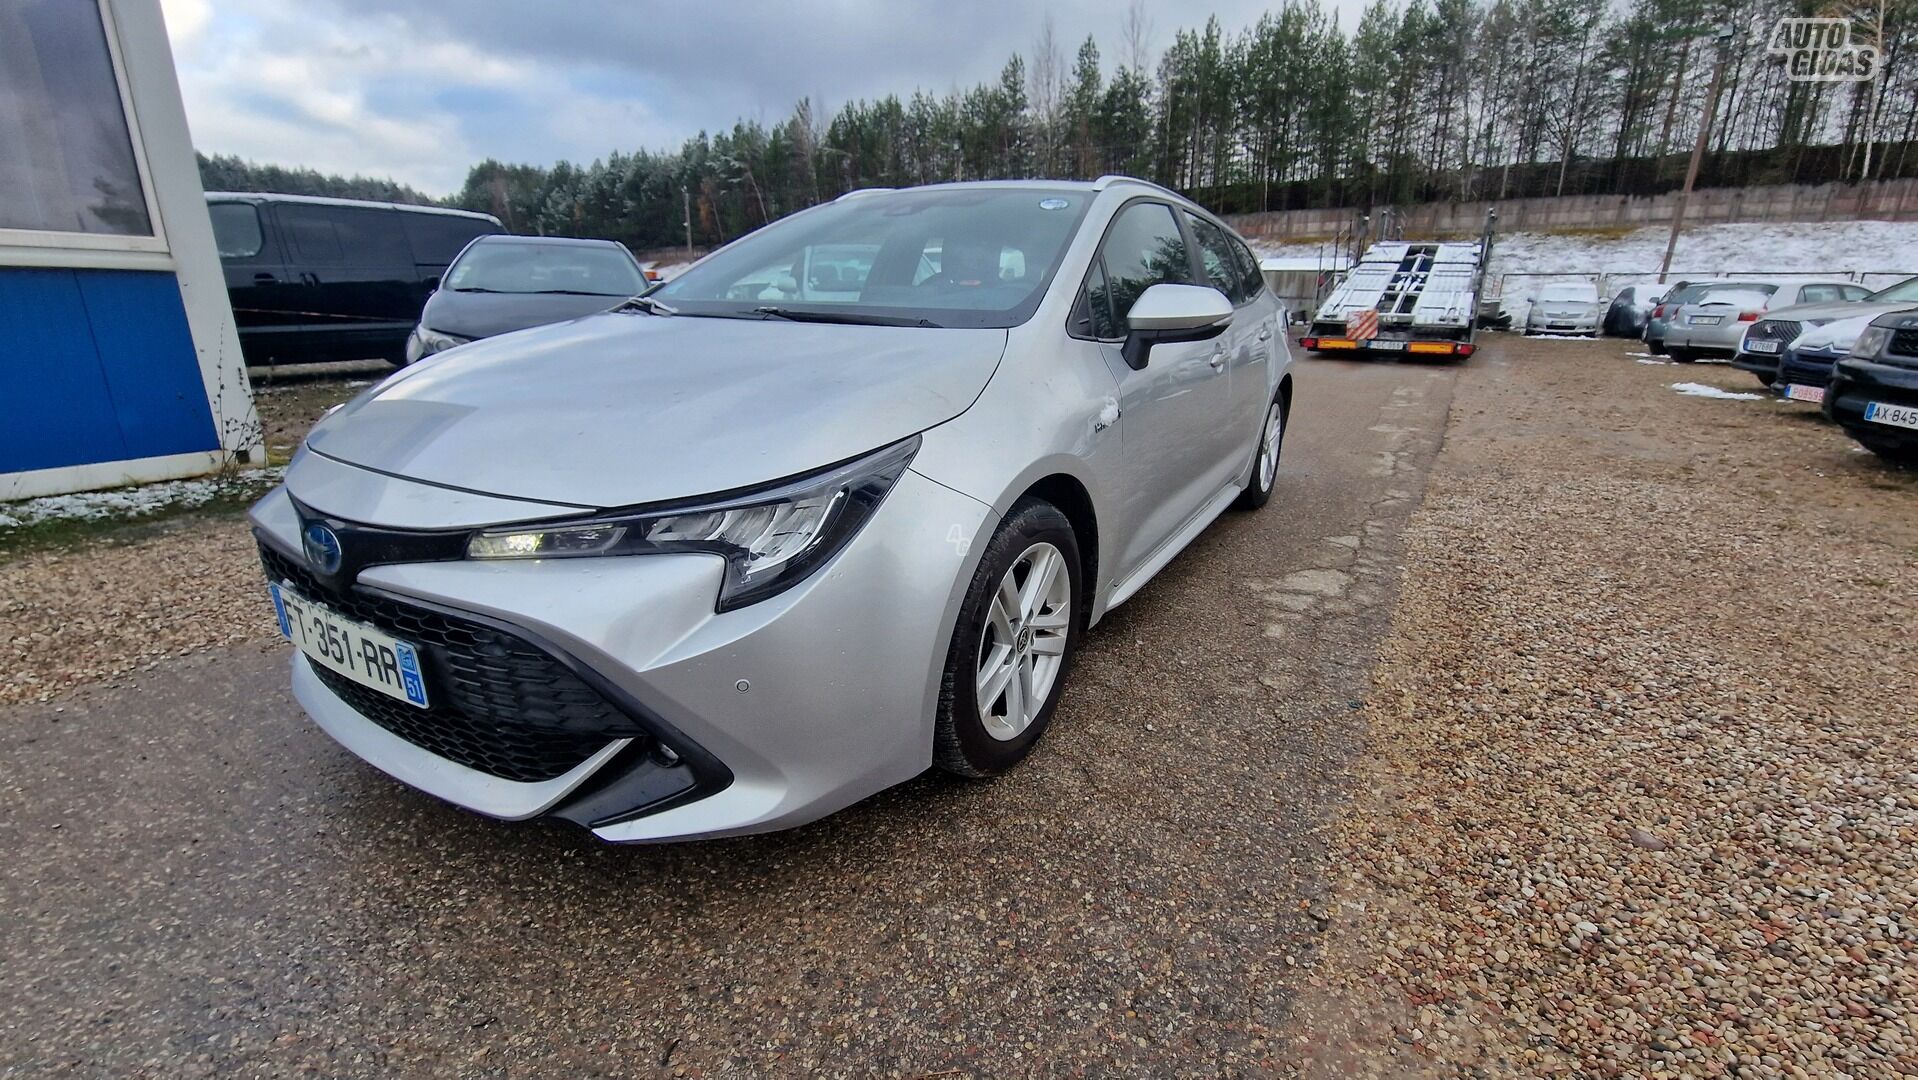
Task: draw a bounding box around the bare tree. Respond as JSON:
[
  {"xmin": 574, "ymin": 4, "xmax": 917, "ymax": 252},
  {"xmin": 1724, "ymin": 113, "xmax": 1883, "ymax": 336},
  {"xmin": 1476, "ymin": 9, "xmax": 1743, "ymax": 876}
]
[
  {"xmin": 1123, "ymin": 0, "xmax": 1154, "ymax": 73},
  {"xmin": 1030, "ymin": 16, "xmax": 1065, "ymax": 176}
]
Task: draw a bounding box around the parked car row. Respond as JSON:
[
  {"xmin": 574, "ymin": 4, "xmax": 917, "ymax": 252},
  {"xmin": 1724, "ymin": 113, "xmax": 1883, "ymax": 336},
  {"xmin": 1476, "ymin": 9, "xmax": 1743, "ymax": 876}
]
[
  {"xmin": 1723, "ymin": 275, "xmax": 1918, "ymax": 465},
  {"xmin": 1508, "ymin": 266, "xmax": 1918, "ymax": 466},
  {"xmin": 207, "ymin": 192, "xmax": 649, "ymax": 367}
]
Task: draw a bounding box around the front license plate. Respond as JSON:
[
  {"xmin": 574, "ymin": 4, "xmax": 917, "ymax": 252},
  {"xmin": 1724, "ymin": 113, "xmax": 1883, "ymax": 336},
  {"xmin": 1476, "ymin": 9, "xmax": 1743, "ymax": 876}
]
[
  {"xmin": 1864, "ymin": 401, "xmax": 1918, "ymax": 431},
  {"xmin": 1690, "ymin": 315, "xmax": 1722, "ymax": 325},
  {"xmin": 1746, "ymin": 340, "xmax": 1780, "ymax": 354},
  {"xmin": 269, "ymin": 583, "xmax": 429, "ymax": 708},
  {"xmin": 1368, "ymin": 340, "xmax": 1406, "ymax": 351},
  {"xmin": 1783, "ymin": 383, "xmax": 1825, "ymax": 404}
]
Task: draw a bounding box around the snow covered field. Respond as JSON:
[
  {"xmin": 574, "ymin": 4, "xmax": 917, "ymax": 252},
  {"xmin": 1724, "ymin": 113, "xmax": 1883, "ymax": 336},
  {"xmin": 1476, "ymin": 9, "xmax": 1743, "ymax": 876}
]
[{"xmin": 1256, "ymin": 219, "xmax": 1918, "ymax": 323}]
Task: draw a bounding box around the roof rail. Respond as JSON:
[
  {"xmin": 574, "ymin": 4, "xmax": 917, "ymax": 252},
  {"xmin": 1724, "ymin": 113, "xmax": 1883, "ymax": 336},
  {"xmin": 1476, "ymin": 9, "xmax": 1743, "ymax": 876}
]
[
  {"xmin": 834, "ymin": 187, "xmax": 895, "ymax": 202},
  {"xmin": 1091, "ymin": 175, "xmax": 1184, "ymax": 199}
]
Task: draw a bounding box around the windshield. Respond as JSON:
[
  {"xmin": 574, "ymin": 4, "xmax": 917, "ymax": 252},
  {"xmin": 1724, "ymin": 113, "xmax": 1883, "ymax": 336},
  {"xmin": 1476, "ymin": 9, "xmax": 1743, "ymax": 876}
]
[
  {"xmin": 1867, "ymin": 275, "xmax": 1918, "ymax": 303},
  {"xmin": 446, "ymin": 241, "xmax": 644, "ymax": 296},
  {"xmin": 655, "ymin": 187, "xmax": 1093, "ymax": 328},
  {"xmin": 1539, "ymin": 283, "xmax": 1596, "ymax": 302}
]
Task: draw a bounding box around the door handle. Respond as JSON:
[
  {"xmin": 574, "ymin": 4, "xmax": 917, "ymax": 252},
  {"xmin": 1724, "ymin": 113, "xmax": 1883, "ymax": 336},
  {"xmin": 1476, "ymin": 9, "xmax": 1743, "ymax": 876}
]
[
  {"xmin": 1257, "ymin": 327, "xmax": 1273, "ymax": 342},
  {"xmin": 252, "ymin": 272, "xmax": 277, "ymax": 283},
  {"xmin": 1207, "ymin": 345, "xmax": 1228, "ymax": 370}
]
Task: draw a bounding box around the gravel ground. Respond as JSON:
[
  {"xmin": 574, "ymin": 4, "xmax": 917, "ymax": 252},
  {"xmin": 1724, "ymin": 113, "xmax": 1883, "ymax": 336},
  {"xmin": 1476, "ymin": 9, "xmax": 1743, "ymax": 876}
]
[
  {"xmin": 0, "ymin": 375, "xmax": 365, "ymax": 706},
  {"xmin": 1288, "ymin": 342, "xmax": 1918, "ymax": 1077},
  {"xmin": 1, "ymin": 359, "xmax": 1444, "ymax": 1077}
]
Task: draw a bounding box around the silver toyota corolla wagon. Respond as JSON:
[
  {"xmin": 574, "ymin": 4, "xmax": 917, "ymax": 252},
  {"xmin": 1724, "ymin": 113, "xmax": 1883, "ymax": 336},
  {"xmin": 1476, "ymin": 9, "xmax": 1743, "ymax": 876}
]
[{"xmin": 251, "ymin": 177, "xmax": 1295, "ymax": 842}]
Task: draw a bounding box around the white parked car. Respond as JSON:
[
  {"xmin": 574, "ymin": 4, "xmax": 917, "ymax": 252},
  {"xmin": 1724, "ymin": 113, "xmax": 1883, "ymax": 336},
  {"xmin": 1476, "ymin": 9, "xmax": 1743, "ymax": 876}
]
[{"xmin": 1524, "ymin": 282, "xmax": 1603, "ymax": 336}]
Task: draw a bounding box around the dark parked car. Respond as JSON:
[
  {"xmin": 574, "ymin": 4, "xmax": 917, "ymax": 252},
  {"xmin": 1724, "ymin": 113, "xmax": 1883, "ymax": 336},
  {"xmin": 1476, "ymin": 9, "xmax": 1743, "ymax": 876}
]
[
  {"xmin": 206, "ymin": 193, "xmax": 502, "ymax": 365},
  {"xmin": 404, "ymin": 235, "xmax": 647, "ymax": 364},
  {"xmin": 1826, "ymin": 308, "xmax": 1918, "ymax": 466},
  {"xmin": 1602, "ymin": 283, "xmax": 1663, "ymax": 338}
]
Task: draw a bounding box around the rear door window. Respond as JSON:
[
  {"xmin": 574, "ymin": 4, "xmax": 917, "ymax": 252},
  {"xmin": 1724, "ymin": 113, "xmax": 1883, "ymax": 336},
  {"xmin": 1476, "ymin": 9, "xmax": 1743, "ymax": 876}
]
[
  {"xmin": 405, "ymin": 213, "xmax": 500, "ymax": 267},
  {"xmin": 277, "ymin": 204, "xmax": 344, "ymax": 264},
  {"xmin": 1799, "ymin": 284, "xmax": 1843, "ymax": 304},
  {"xmin": 1185, "ymin": 212, "xmax": 1254, "ymax": 305},
  {"xmin": 327, "ymin": 207, "xmax": 412, "ymax": 267}
]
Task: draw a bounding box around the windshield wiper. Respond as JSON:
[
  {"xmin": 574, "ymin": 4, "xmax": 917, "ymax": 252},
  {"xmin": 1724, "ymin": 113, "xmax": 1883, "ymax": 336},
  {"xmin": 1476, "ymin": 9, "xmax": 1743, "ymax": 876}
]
[
  {"xmin": 614, "ymin": 295, "xmax": 677, "ymax": 316},
  {"xmin": 753, "ymin": 306, "xmax": 941, "ymax": 328},
  {"xmin": 529, "ymin": 288, "xmax": 628, "ymax": 296},
  {"xmin": 450, "ymin": 286, "xmax": 503, "ymax": 293}
]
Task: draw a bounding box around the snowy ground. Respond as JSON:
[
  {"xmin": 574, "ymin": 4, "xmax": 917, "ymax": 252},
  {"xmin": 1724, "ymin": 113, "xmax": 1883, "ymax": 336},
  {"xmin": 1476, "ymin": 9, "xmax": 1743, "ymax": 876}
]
[
  {"xmin": 1257, "ymin": 219, "xmax": 1918, "ymax": 324},
  {"xmin": 0, "ymin": 467, "xmax": 284, "ymax": 532}
]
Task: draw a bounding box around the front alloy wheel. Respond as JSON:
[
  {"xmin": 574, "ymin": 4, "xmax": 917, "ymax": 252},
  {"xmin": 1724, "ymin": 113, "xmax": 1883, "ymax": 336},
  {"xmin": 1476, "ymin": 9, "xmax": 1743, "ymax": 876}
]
[
  {"xmin": 934, "ymin": 499, "xmax": 1083, "ymax": 777},
  {"xmin": 975, "ymin": 542, "xmax": 1071, "ymax": 741}
]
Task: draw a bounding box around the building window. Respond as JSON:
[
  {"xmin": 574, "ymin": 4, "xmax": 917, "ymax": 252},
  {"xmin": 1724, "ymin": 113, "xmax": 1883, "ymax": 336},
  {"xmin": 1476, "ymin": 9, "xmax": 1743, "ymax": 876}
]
[{"xmin": 0, "ymin": 0, "xmax": 153, "ymax": 237}]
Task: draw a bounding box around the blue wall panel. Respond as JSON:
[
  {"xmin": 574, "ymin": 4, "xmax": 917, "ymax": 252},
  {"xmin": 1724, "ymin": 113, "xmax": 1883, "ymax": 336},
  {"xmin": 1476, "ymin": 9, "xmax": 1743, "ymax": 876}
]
[
  {"xmin": 0, "ymin": 267, "xmax": 219, "ymax": 475},
  {"xmin": 77, "ymin": 270, "xmax": 222, "ymax": 460},
  {"xmin": 0, "ymin": 269, "xmax": 131, "ymax": 473}
]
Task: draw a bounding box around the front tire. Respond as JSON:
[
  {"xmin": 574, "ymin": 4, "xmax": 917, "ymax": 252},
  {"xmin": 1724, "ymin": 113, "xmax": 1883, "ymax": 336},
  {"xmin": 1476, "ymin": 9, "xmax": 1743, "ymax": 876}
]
[
  {"xmin": 933, "ymin": 500, "xmax": 1084, "ymax": 778},
  {"xmin": 1234, "ymin": 397, "xmax": 1285, "ymax": 511}
]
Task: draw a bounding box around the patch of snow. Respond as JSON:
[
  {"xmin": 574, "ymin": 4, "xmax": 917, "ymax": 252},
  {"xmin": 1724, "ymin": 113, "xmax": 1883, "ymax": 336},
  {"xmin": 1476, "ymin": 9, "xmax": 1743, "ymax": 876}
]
[
  {"xmin": 0, "ymin": 468, "xmax": 285, "ymax": 530},
  {"xmin": 1635, "ymin": 357, "xmax": 1672, "ymax": 365},
  {"xmin": 1671, "ymin": 382, "xmax": 1764, "ymax": 400}
]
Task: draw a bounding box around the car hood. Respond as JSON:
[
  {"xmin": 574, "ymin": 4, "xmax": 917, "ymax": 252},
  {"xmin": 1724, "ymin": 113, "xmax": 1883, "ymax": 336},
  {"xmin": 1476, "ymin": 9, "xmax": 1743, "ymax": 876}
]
[
  {"xmin": 1762, "ymin": 299, "xmax": 1910, "ymax": 324},
  {"xmin": 421, "ymin": 289, "xmax": 627, "ymax": 340},
  {"xmin": 305, "ymin": 311, "xmax": 1008, "ymax": 509}
]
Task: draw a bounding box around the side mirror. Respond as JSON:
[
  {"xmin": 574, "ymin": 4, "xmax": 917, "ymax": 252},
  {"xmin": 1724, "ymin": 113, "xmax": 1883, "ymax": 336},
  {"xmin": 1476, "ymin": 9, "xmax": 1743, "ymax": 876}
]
[{"xmin": 1122, "ymin": 283, "xmax": 1233, "ymax": 369}]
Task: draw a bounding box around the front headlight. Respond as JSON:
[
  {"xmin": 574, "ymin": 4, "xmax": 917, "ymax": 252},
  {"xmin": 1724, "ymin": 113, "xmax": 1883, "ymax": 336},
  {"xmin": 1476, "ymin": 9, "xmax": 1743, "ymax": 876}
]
[
  {"xmin": 1847, "ymin": 326, "xmax": 1892, "ymax": 360},
  {"xmin": 405, "ymin": 326, "xmax": 470, "ymax": 365},
  {"xmin": 467, "ymin": 436, "xmax": 919, "ymax": 611}
]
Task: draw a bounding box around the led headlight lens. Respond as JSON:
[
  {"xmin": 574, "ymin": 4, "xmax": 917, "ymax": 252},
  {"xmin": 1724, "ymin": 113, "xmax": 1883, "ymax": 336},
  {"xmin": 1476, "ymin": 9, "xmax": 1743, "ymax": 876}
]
[
  {"xmin": 466, "ymin": 436, "xmax": 918, "ymax": 611},
  {"xmin": 405, "ymin": 326, "xmax": 470, "ymax": 365}
]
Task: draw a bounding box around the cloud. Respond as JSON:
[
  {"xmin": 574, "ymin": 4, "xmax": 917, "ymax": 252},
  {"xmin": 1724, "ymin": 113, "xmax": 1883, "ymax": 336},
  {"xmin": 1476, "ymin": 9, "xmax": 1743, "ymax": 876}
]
[{"xmin": 162, "ymin": 0, "xmax": 1362, "ymax": 194}]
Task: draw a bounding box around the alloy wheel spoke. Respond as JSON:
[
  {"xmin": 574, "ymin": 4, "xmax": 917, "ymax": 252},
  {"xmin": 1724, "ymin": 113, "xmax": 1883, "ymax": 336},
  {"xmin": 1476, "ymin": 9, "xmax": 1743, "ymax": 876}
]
[
  {"xmin": 1015, "ymin": 655, "xmax": 1038, "ymax": 726},
  {"xmin": 1029, "ymin": 630, "xmax": 1067, "ymax": 656},
  {"xmin": 1020, "ymin": 549, "xmax": 1061, "ymax": 623},
  {"xmin": 977, "ymin": 645, "xmax": 1016, "ymax": 709}
]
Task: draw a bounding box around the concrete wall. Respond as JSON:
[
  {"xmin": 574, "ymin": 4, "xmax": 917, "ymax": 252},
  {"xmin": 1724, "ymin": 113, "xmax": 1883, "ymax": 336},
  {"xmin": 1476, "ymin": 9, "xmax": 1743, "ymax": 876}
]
[{"xmin": 1225, "ymin": 178, "xmax": 1918, "ymax": 242}]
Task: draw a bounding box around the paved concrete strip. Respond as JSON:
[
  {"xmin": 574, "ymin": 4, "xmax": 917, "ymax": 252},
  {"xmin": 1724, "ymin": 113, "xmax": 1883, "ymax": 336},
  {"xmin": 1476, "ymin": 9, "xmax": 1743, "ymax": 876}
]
[{"xmin": 0, "ymin": 357, "xmax": 1457, "ymax": 1078}]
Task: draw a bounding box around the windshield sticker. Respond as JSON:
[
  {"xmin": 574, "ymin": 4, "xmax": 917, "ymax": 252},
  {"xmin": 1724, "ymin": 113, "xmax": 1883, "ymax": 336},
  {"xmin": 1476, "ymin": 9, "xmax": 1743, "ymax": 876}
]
[{"xmin": 1039, "ymin": 197, "xmax": 1070, "ymax": 211}]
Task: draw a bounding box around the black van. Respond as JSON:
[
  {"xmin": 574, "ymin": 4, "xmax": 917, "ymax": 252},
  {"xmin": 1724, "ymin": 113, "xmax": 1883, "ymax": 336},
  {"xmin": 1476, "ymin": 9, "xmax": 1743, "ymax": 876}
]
[{"xmin": 205, "ymin": 192, "xmax": 503, "ymax": 365}]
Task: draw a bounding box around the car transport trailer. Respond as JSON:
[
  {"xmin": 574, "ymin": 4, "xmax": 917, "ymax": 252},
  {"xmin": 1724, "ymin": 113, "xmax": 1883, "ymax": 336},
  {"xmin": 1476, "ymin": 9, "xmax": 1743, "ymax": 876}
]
[{"xmin": 1302, "ymin": 211, "xmax": 1497, "ymax": 360}]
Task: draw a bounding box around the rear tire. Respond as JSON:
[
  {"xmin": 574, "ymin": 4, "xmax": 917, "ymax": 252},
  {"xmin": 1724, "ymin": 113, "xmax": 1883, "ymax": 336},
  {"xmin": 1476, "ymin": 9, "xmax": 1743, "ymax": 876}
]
[
  {"xmin": 1648, "ymin": 339, "xmax": 1668, "ymax": 356},
  {"xmin": 1669, "ymin": 348, "xmax": 1697, "ymax": 363},
  {"xmin": 933, "ymin": 500, "xmax": 1084, "ymax": 778},
  {"xmin": 1234, "ymin": 397, "xmax": 1285, "ymax": 511}
]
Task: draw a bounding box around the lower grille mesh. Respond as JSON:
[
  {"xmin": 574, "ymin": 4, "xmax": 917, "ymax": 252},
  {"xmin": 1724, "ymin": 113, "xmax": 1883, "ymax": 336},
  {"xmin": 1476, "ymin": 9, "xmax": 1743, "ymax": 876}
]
[{"xmin": 260, "ymin": 541, "xmax": 638, "ymax": 783}]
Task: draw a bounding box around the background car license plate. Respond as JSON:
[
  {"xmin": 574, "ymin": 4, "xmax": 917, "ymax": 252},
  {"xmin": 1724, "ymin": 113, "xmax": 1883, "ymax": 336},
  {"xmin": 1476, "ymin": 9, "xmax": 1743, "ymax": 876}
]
[
  {"xmin": 1783, "ymin": 384, "xmax": 1825, "ymax": 404},
  {"xmin": 1864, "ymin": 401, "xmax": 1918, "ymax": 431},
  {"xmin": 1691, "ymin": 315, "xmax": 1722, "ymax": 325},
  {"xmin": 1369, "ymin": 340, "xmax": 1405, "ymax": 351},
  {"xmin": 1746, "ymin": 340, "xmax": 1780, "ymax": 354},
  {"xmin": 269, "ymin": 583, "xmax": 429, "ymax": 708}
]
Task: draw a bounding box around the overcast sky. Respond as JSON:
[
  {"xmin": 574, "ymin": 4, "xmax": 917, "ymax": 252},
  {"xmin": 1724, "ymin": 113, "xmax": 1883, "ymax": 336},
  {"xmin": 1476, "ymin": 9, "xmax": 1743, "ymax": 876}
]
[{"xmin": 159, "ymin": 0, "xmax": 1362, "ymax": 196}]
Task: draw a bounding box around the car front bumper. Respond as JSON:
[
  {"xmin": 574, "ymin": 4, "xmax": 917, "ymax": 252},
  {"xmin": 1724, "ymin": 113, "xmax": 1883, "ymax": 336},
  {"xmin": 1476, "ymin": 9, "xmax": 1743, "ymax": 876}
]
[
  {"xmin": 1828, "ymin": 357, "xmax": 1918, "ymax": 450},
  {"xmin": 1776, "ymin": 347, "xmax": 1844, "ymax": 393},
  {"xmin": 250, "ymin": 459, "xmax": 995, "ymax": 842},
  {"xmin": 1730, "ymin": 349, "xmax": 1782, "ymax": 379}
]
